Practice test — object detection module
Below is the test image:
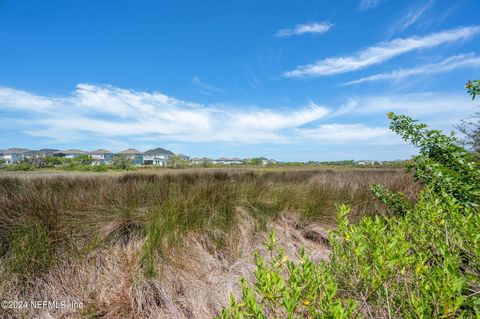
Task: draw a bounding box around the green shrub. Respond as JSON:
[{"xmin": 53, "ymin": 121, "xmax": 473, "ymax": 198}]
[
  {"xmin": 370, "ymin": 184, "xmax": 412, "ymax": 215},
  {"xmin": 165, "ymin": 155, "xmax": 190, "ymax": 168},
  {"xmin": 387, "ymin": 112, "xmax": 480, "ymax": 207},
  {"xmin": 219, "ymin": 85, "xmax": 480, "ymax": 318},
  {"xmin": 218, "ymin": 231, "xmax": 358, "ymax": 319},
  {"xmin": 112, "ymin": 154, "xmax": 134, "ymax": 170},
  {"xmin": 91, "ymin": 163, "xmax": 108, "ymax": 172},
  {"xmin": 466, "ymin": 80, "xmax": 480, "ymax": 100},
  {"xmin": 4, "ymin": 161, "xmax": 35, "ymax": 171}
]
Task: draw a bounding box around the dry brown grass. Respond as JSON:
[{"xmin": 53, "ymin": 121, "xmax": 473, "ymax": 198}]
[{"xmin": 0, "ymin": 168, "xmax": 417, "ymax": 318}]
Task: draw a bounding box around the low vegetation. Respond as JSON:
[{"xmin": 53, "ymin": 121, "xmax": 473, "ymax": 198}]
[
  {"xmin": 218, "ymin": 86, "xmax": 480, "ymax": 318},
  {"xmin": 0, "ymin": 166, "xmax": 415, "ymax": 318}
]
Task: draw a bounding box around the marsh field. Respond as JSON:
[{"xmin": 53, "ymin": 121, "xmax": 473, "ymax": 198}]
[{"xmin": 0, "ymin": 167, "xmax": 416, "ymax": 319}]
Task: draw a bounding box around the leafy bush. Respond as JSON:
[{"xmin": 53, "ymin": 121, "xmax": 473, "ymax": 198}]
[
  {"xmin": 466, "ymin": 80, "xmax": 480, "ymax": 100},
  {"xmin": 74, "ymin": 154, "xmax": 93, "ymax": 165},
  {"xmin": 91, "ymin": 163, "xmax": 108, "ymax": 172},
  {"xmin": 219, "ymin": 85, "xmax": 480, "ymax": 318},
  {"xmin": 456, "ymin": 80, "xmax": 480, "ymax": 154},
  {"xmin": 218, "ymin": 231, "xmax": 358, "ymax": 319},
  {"xmin": 387, "ymin": 112, "xmax": 480, "ymax": 208},
  {"xmin": 166, "ymin": 155, "xmax": 190, "ymax": 168},
  {"xmin": 112, "ymin": 154, "xmax": 134, "ymax": 170},
  {"xmin": 4, "ymin": 161, "xmax": 35, "ymax": 171}
]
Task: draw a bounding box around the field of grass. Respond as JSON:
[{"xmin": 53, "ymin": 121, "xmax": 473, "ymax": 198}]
[{"xmin": 0, "ymin": 167, "xmax": 416, "ymax": 318}]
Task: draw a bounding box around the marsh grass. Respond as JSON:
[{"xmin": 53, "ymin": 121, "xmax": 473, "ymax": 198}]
[
  {"xmin": 4, "ymin": 221, "xmax": 53, "ymax": 280},
  {"xmin": 0, "ymin": 168, "xmax": 416, "ymax": 281}
]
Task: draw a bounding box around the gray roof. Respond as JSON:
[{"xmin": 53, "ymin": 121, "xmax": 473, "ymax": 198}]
[
  {"xmin": 55, "ymin": 149, "xmax": 87, "ymax": 155},
  {"xmin": 144, "ymin": 147, "xmax": 174, "ymax": 156},
  {"xmin": 24, "ymin": 149, "xmax": 59, "ymax": 156},
  {"xmin": 3, "ymin": 148, "xmax": 30, "ymax": 154},
  {"xmin": 118, "ymin": 148, "xmax": 143, "ymax": 155},
  {"xmin": 216, "ymin": 157, "xmax": 243, "ymax": 161},
  {"xmin": 90, "ymin": 149, "xmax": 113, "ymax": 155},
  {"xmin": 191, "ymin": 157, "xmax": 212, "ymax": 161}
]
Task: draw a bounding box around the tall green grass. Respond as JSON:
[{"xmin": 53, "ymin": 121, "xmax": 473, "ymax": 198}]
[{"xmin": 0, "ymin": 168, "xmax": 416, "ymax": 281}]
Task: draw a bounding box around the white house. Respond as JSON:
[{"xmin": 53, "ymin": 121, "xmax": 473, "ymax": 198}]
[
  {"xmin": 191, "ymin": 157, "xmax": 212, "ymax": 165},
  {"xmin": 54, "ymin": 149, "xmax": 88, "ymax": 159},
  {"xmin": 118, "ymin": 149, "xmax": 144, "ymax": 165},
  {"xmin": 23, "ymin": 149, "xmax": 59, "ymax": 158},
  {"xmin": 258, "ymin": 157, "xmax": 275, "ymax": 165},
  {"xmin": 213, "ymin": 157, "xmax": 243, "ymax": 165},
  {"xmin": 143, "ymin": 147, "xmax": 175, "ymax": 166},
  {"xmin": 355, "ymin": 160, "xmax": 380, "ymax": 165},
  {"xmin": 0, "ymin": 148, "xmax": 29, "ymax": 164},
  {"xmin": 90, "ymin": 149, "xmax": 114, "ymax": 164}
]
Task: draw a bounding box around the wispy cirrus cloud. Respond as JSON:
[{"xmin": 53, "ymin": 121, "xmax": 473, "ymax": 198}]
[
  {"xmin": 283, "ymin": 26, "xmax": 480, "ymax": 78},
  {"xmin": 276, "ymin": 22, "xmax": 333, "ymax": 38},
  {"xmin": 359, "ymin": 0, "xmax": 385, "ymax": 11},
  {"xmin": 342, "ymin": 53, "xmax": 480, "ymax": 86},
  {"xmin": 388, "ymin": 0, "xmax": 434, "ymax": 35},
  {"xmin": 191, "ymin": 76, "xmax": 225, "ymax": 96}
]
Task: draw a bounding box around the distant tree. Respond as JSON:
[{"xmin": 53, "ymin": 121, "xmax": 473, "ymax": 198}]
[
  {"xmin": 244, "ymin": 158, "xmax": 263, "ymax": 166},
  {"xmin": 166, "ymin": 155, "xmax": 189, "ymax": 169},
  {"xmin": 5, "ymin": 161, "xmax": 34, "ymax": 171},
  {"xmin": 456, "ymin": 80, "xmax": 480, "ymax": 154},
  {"xmin": 112, "ymin": 154, "xmax": 134, "ymax": 170},
  {"xmin": 44, "ymin": 156, "xmax": 64, "ymax": 166},
  {"xmin": 74, "ymin": 154, "xmax": 93, "ymax": 165},
  {"xmin": 24, "ymin": 157, "xmax": 48, "ymax": 168}
]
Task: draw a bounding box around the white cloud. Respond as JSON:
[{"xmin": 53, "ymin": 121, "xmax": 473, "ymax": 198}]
[
  {"xmin": 342, "ymin": 53, "xmax": 480, "ymax": 86},
  {"xmin": 231, "ymin": 103, "xmax": 329, "ymax": 130},
  {"xmin": 191, "ymin": 76, "xmax": 224, "ymax": 96},
  {"xmin": 0, "ymin": 84, "xmax": 474, "ymax": 148},
  {"xmin": 0, "ymin": 87, "xmax": 57, "ymax": 111},
  {"xmin": 388, "ymin": 0, "xmax": 434, "ymax": 35},
  {"xmin": 283, "ymin": 26, "xmax": 480, "ymax": 78},
  {"xmin": 359, "ymin": 0, "xmax": 384, "ymax": 11},
  {"xmin": 297, "ymin": 123, "xmax": 392, "ymax": 143},
  {"xmin": 276, "ymin": 22, "xmax": 333, "ymax": 37},
  {"xmin": 295, "ymin": 92, "xmax": 477, "ymax": 144},
  {"xmin": 0, "ymin": 83, "xmax": 329, "ymax": 144},
  {"xmin": 352, "ymin": 92, "xmax": 476, "ymax": 122}
]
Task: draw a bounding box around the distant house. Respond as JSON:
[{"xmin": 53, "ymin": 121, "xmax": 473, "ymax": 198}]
[
  {"xmin": 54, "ymin": 149, "xmax": 88, "ymax": 159},
  {"xmin": 118, "ymin": 149, "xmax": 144, "ymax": 165},
  {"xmin": 191, "ymin": 157, "xmax": 212, "ymax": 165},
  {"xmin": 355, "ymin": 160, "xmax": 377, "ymax": 165},
  {"xmin": 90, "ymin": 149, "xmax": 114, "ymax": 164},
  {"xmin": 23, "ymin": 149, "xmax": 59, "ymax": 158},
  {"xmin": 1, "ymin": 148, "xmax": 29, "ymax": 164},
  {"xmin": 258, "ymin": 157, "xmax": 275, "ymax": 165},
  {"xmin": 213, "ymin": 157, "xmax": 243, "ymax": 165},
  {"xmin": 143, "ymin": 147, "xmax": 174, "ymax": 166},
  {"xmin": 176, "ymin": 154, "xmax": 190, "ymax": 161}
]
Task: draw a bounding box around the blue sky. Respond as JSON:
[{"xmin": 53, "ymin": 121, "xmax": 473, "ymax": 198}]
[{"xmin": 0, "ymin": 0, "xmax": 479, "ymax": 161}]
